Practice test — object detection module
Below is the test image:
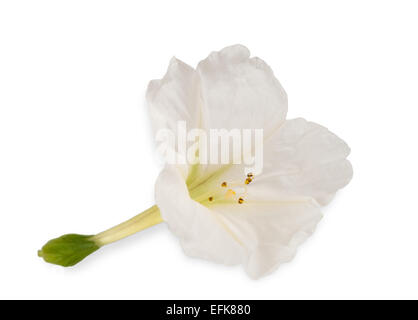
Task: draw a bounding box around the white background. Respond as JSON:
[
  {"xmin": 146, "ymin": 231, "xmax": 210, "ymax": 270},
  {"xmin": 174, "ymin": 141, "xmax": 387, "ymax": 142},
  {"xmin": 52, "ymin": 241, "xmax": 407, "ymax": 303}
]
[{"xmin": 1, "ymin": 0, "xmax": 417, "ymax": 300}]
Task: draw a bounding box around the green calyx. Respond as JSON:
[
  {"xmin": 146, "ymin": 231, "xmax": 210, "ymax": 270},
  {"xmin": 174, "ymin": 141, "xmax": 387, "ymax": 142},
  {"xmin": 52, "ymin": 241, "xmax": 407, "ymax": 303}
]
[{"xmin": 38, "ymin": 234, "xmax": 100, "ymax": 267}]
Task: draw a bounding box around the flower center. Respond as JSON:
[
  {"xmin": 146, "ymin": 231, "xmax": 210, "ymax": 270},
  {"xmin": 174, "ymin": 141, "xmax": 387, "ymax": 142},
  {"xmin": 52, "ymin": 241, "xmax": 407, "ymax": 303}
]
[{"xmin": 190, "ymin": 172, "xmax": 254, "ymax": 206}]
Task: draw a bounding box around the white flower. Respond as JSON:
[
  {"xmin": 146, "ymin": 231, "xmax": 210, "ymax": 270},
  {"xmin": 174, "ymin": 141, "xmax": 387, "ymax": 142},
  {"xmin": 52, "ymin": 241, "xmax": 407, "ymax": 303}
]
[
  {"xmin": 38, "ymin": 44, "xmax": 352, "ymax": 279},
  {"xmin": 147, "ymin": 45, "xmax": 353, "ymax": 279}
]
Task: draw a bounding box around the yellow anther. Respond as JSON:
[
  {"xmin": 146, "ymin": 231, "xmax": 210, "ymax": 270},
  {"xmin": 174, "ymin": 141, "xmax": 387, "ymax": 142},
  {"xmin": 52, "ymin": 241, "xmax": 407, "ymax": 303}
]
[
  {"xmin": 245, "ymin": 178, "xmax": 252, "ymax": 185},
  {"xmin": 221, "ymin": 182, "xmax": 227, "ymax": 187},
  {"xmin": 247, "ymin": 173, "xmax": 253, "ymax": 178},
  {"xmin": 208, "ymin": 196, "xmax": 213, "ymax": 202},
  {"xmin": 238, "ymin": 197, "xmax": 244, "ymax": 204}
]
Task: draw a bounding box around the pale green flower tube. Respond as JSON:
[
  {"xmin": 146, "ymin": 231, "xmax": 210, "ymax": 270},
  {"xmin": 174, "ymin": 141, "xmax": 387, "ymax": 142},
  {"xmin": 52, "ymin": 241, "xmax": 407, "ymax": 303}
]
[{"xmin": 38, "ymin": 206, "xmax": 162, "ymax": 267}]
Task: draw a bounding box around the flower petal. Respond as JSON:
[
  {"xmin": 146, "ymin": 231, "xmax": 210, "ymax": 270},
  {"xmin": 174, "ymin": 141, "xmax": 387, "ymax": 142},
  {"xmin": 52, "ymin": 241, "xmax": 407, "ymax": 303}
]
[
  {"xmin": 155, "ymin": 165, "xmax": 322, "ymax": 279},
  {"xmin": 213, "ymin": 199, "xmax": 322, "ymax": 279},
  {"xmin": 193, "ymin": 118, "xmax": 352, "ymax": 206},
  {"xmin": 249, "ymin": 118, "xmax": 353, "ymax": 205},
  {"xmin": 155, "ymin": 165, "xmax": 245, "ymax": 265},
  {"xmin": 197, "ymin": 45, "xmax": 288, "ymax": 135},
  {"xmin": 146, "ymin": 57, "xmax": 201, "ymax": 137}
]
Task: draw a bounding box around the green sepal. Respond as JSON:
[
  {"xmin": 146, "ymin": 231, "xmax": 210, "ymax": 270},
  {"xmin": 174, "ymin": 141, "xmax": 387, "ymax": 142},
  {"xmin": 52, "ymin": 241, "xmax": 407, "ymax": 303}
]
[{"xmin": 38, "ymin": 234, "xmax": 100, "ymax": 267}]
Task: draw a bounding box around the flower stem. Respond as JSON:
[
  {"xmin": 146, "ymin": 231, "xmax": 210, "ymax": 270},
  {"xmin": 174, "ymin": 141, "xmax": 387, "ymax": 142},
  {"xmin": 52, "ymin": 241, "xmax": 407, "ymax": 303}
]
[
  {"xmin": 92, "ymin": 205, "xmax": 162, "ymax": 246},
  {"xmin": 38, "ymin": 205, "xmax": 163, "ymax": 267}
]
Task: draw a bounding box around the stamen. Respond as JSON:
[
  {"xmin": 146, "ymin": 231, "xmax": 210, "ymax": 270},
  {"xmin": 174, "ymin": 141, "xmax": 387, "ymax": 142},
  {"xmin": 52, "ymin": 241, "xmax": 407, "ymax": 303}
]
[
  {"xmin": 238, "ymin": 197, "xmax": 244, "ymax": 204},
  {"xmin": 245, "ymin": 178, "xmax": 252, "ymax": 185},
  {"xmin": 221, "ymin": 182, "xmax": 227, "ymax": 187},
  {"xmin": 208, "ymin": 196, "xmax": 213, "ymax": 202},
  {"xmin": 247, "ymin": 173, "xmax": 253, "ymax": 178}
]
